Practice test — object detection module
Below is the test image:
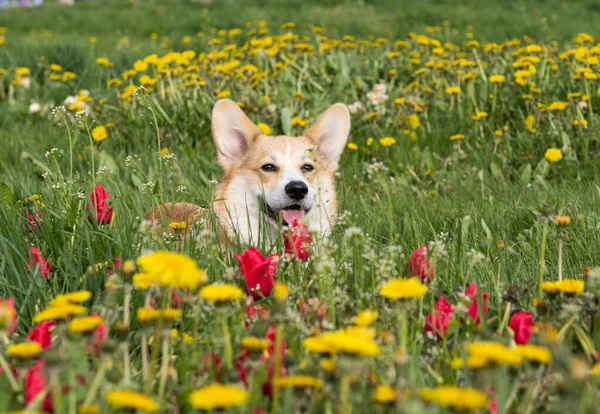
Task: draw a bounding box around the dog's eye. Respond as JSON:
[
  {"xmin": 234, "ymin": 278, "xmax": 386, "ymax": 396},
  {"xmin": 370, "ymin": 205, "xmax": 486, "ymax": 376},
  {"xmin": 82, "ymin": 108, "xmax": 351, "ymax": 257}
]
[
  {"xmin": 302, "ymin": 164, "xmax": 315, "ymax": 172},
  {"xmin": 261, "ymin": 164, "xmax": 277, "ymax": 172}
]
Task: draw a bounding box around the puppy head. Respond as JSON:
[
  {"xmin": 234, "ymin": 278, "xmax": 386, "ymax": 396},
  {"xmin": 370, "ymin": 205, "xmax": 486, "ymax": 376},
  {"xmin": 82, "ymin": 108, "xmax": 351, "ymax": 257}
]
[{"xmin": 212, "ymin": 99, "xmax": 350, "ymax": 225}]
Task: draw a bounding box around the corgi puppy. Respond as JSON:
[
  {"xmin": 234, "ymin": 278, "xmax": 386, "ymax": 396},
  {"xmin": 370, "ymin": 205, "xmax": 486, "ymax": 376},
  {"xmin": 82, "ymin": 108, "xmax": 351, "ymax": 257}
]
[{"xmin": 145, "ymin": 99, "xmax": 350, "ymax": 245}]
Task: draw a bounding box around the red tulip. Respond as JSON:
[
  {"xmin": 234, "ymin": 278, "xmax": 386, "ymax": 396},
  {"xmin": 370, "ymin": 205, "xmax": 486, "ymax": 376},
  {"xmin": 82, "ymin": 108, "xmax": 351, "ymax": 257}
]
[
  {"xmin": 0, "ymin": 298, "xmax": 17, "ymax": 336},
  {"xmin": 28, "ymin": 321, "xmax": 55, "ymax": 349},
  {"xmin": 489, "ymin": 400, "xmax": 498, "ymax": 414},
  {"xmin": 424, "ymin": 296, "xmax": 455, "ymax": 339},
  {"xmin": 107, "ymin": 256, "xmax": 122, "ymax": 275},
  {"xmin": 466, "ymin": 283, "xmax": 489, "ymax": 324},
  {"xmin": 91, "ymin": 314, "xmax": 108, "ymax": 355},
  {"xmin": 235, "ymin": 248, "xmax": 279, "ymax": 299},
  {"xmin": 87, "ymin": 184, "xmax": 114, "ymax": 224},
  {"xmin": 408, "ymin": 244, "xmax": 434, "ymax": 282},
  {"xmin": 283, "ymin": 221, "xmax": 313, "ymax": 261},
  {"xmin": 28, "ymin": 246, "xmax": 51, "ymax": 278},
  {"xmin": 509, "ymin": 311, "xmax": 534, "ymax": 344},
  {"xmin": 25, "ymin": 360, "xmax": 52, "ymax": 412},
  {"xmin": 27, "ymin": 210, "xmax": 44, "ymax": 232},
  {"xmin": 203, "ymin": 352, "xmax": 222, "ymax": 381}
]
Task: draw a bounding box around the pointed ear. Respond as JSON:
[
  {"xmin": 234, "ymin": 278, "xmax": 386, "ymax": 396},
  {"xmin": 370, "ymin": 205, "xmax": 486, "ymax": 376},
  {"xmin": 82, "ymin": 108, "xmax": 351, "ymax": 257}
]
[
  {"xmin": 304, "ymin": 103, "xmax": 350, "ymax": 166},
  {"xmin": 212, "ymin": 99, "xmax": 262, "ymax": 169}
]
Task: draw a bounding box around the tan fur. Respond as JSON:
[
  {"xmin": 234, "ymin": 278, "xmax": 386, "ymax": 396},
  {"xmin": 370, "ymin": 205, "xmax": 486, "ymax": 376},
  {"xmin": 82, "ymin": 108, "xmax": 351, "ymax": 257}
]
[{"xmin": 144, "ymin": 202, "xmax": 205, "ymax": 234}]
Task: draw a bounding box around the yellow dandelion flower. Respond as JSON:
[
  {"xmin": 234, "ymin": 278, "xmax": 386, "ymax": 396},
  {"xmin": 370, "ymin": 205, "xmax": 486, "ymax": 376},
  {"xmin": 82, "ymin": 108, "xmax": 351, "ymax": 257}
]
[
  {"xmin": 7, "ymin": 342, "xmax": 42, "ymax": 360},
  {"xmin": 541, "ymin": 279, "xmax": 584, "ymax": 294},
  {"xmin": 291, "ymin": 116, "xmax": 308, "ymax": 127},
  {"xmin": 555, "ymin": 215, "xmax": 571, "ymax": 226},
  {"xmin": 50, "ymin": 64, "xmax": 62, "ymax": 72},
  {"xmin": 132, "ymin": 273, "xmax": 157, "ymax": 290},
  {"xmin": 241, "ymin": 336, "xmax": 270, "ymax": 351},
  {"xmin": 304, "ymin": 327, "xmax": 380, "ymax": 356},
  {"xmin": 379, "ymin": 278, "xmax": 428, "ymax": 300},
  {"xmin": 547, "ymin": 101, "xmax": 569, "ymax": 111},
  {"xmin": 394, "ymin": 97, "xmax": 406, "ymax": 105},
  {"xmin": 96, "ymin": 57, "xmax": 113, "ymax": 68},
  {"xmin": 136, "ymin": 251, "xmax": 207, "ymax": 290},
  {"xmin": 374, "ymin": 385, "xmax": 395, "ymax": 403},
  {"xmin": 51, "ymin": 291, "xmax": 92, "ymax": 306},
  {"xmin": 354, "ymin": 310, "xmax": 378, "ymax": 326},
  {"xmin": 366, "ymin": 137, "xmax": 374, "ymax": 146},
  {"xmin": 68, "ymin": 316, "xmax": 102, "ymax": 334},
  {"xmin": 489, "ymin": 74, "xmax": 505, "ymax": 83},
  {"xmin": 273, "ymin": 375, "xmax": 323, "ymax": 389},
  {"xmin": 34, "ymin": 304, "xmax": 87, "ymax": 323},
  {"xmin": 78, "ymin": 403, "xmax": 99, "ymax": 414},
  {"xmin": 347, "ymin": 143, "xmax": 358, "ymax": 150},
  {"xmin": 216, "ymin": 90, "xmax": 231, "ymax": 99},
  {"xmin": 419, "ymin": 386, "xmax": 487, "ymax": 411},
  {"xmin": 169, "ymin": 221, "xmax": 187, "ymax": 231},
  {"xmin": 408, "ymin": 114, "xmax": 421, "ymax": 129},
  {"xmin": 14, "ymin": 67, "xmax": 30, "ymax": 76},
  {"xmin": 379, "ymin": 137, "xmax": 396, "ymax": 147},
  {"xmin": 189, "ymin": 384, "xmax": 249, "ymax": 410},
  {"xmin": 137, "ymin": 307, "xmax": 160, "ymax": 324},
  {"xmin": 91, "ymin": 125, "xmax": 107, "ymax": 143},
  {"xmin": 257, "ymin": 123, "xmax": 271, "ymax": 135},
  {"xmin": 293, "ymin": 91, "xmax": 305, "ymax": 99},
  {"xmin": 450, "ymin": 133, "xmax": 465, "ymax": 140},
  {"xmin": 516, "ymin": 344, "xmax": 552, "ymax": 364},
  {"xmin": 466, "ymin": 341, "xmax": 523, "ymax": 366},
  {"xmin": 544, "ymin": 148, "xmax": 563, "ymax": 163},
  {"xmin": 105, "ymin": 390, "xmax": 159, "ymax": 412},
  {"xmin": 200, "ymin": 284, "xmax": 244, "ymax": 303},
  {"xmin": 320, "ymin": 358, "xmax": 335, "ymax": 372},
  {"xmin": 273, "ymin": 283, "xmax": 289, "ymax": 302},
  {"xmin": 592, "ymin": 363, "xmax": 600, "ymax": 376},
  {"xmin": 445, "ymin": 86, "xmax": 461, "ymax": 95}
]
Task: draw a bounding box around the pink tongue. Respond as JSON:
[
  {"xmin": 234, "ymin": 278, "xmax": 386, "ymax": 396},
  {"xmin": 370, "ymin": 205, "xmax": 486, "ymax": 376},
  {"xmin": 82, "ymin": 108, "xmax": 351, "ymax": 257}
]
[{"xmin": 282, "ymin": 209, "xmax": 305, "ymax": 224}]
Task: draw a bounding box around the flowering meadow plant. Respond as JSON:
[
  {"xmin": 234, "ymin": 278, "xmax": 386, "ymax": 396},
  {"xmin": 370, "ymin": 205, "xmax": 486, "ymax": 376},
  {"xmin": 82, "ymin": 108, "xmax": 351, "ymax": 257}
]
[{"xmin": 1, "ymin": 2, "xmax": 600, "ymax": 413}]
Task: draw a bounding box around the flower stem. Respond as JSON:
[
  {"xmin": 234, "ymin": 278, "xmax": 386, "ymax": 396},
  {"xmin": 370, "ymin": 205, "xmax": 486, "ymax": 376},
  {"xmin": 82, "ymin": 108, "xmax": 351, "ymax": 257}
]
[
  {"xmin": 220, "ymin": 314, "xmax": 233, "ymax": 370},
  {"xmin": 50, "ymin": 369, "xmax": 64, "ymax": 414},
  {"xmin": 158, "ymin": 332, "xmax": 171, "ymax": 401},
  {"xmin": 84, "ymin": 357, "xmax": 108, "ymax": 404},
  {"xmin": 340, "ymin": 373, "xmax": 352, "ymax": 414},
  {"xmin": 538, "ymin": 219, "xmax": 549, "ymax": 297},
  {"xmin": 0, "ymin": 352, "xmax": 19, "ymax": 391},
  {"xmin": 123, "ymin": 284, "xmax": 132, "ymax": 384},
  {"xmin": 558, "ymin": 238, "xmax": 563, "ymax": 281},
  {"xmin": 271, "ymin": 324, "xmax": 283, "ymax": 414}
]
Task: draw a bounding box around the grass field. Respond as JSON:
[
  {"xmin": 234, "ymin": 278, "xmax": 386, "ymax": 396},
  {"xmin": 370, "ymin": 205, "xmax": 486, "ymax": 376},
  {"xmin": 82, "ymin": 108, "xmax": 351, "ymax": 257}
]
[{"xmin": 0, "ymin": 0, "xmax": 599, "ymax": 412}]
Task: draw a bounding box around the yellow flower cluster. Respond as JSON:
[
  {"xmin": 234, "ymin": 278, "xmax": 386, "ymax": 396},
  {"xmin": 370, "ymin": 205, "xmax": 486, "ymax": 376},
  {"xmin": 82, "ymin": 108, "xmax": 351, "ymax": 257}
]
[
  {"xmin": 419, "ymin": 386, "xmax": 487, "ymax": 411},
  {"xmin": 379, "ymin": 277, "xmax": 428, "ymax": 300},
  {"xmin": 188, "ymin": 384, "xmax": 249, "ymax": 410},
  {"xmin": 136, "ymin": 251, "xmax": 207, "ymax": 290},
  {"xmin": 541, "ymin": 279, "xmax": 585, "ymax": 294},
  {"xmin": 304, "ymin": 326, "xmax": 380, "ymax": 356}
]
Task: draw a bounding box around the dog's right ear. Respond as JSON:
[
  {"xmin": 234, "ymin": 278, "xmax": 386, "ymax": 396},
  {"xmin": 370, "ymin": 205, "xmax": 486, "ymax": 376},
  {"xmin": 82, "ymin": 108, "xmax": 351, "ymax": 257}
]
[{"xmin": 212, "ymin": 99, "xmax": 262, "ymax": 169}]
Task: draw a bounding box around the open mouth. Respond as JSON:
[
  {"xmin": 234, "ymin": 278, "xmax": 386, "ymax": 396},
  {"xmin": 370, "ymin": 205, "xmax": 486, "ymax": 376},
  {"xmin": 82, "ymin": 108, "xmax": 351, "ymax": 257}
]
[{"xmin": 265, "ymin": 203, "xmax": 310, "ymax": 226}]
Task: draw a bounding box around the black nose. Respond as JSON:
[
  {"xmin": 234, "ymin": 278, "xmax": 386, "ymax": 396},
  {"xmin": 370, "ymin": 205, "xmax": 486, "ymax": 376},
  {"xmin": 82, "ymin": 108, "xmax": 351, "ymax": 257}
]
[{"xmin": 285, "ymin": 181, "xmax": 308, "ymax": 200}]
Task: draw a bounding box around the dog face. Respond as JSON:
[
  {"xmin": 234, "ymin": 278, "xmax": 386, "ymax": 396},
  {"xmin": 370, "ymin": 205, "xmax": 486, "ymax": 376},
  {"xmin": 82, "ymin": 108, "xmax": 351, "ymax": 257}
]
[{"xmin": 211, "ymin": 99, "xmax": 350, "ymax": 243}]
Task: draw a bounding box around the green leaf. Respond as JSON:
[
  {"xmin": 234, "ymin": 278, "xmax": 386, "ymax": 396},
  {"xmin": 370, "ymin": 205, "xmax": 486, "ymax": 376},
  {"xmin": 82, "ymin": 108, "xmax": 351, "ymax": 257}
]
[
  {"xmin": 490, "ymin": 154, "xmax": 504, "ymax": 179},
  {"xmin": 518, "ymin": 163, "xmax": 532, "ymax": 185},
  {"xmin": 0, "ymin": 182, "xmax": 13, "ymax": 205},
  {"xmin": 281, "ymin": 106, "xmax": 292, "ymax": 136}
]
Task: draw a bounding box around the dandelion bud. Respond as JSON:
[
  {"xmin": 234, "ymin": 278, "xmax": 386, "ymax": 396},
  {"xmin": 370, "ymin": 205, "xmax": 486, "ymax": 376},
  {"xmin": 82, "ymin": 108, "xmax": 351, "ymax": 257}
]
[
  {"xmin": 100, "ymin": 339, "xmax": 119, "ymax": 355},
  {"xmin": 113, "ymin": 321, "xmax": 129, "ymax": 342},
  {"xmin": 554, "ymin": 215, "xmax": 571, "ymax": 227},
  {"xmin": 121, "ymin": 259, "xmax": 136, "ymax": 283},
  {"xmin": 273, "ymin": 283, "xmax": 289, "ymax": 303}
]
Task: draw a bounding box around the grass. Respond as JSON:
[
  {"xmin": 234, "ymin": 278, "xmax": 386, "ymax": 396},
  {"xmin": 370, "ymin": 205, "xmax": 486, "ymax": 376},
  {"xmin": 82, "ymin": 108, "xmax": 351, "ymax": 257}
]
[{"xmin": 0, "ymin": 0, "xmax": 599, "ymax": 412}]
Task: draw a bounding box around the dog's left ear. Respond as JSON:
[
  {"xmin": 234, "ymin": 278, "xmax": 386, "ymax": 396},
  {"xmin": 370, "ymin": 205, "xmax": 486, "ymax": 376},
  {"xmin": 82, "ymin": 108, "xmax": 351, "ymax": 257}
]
[
  {"xmin": 212, "ymin": 99, "xmax": 263, "ymax": 170},
  {"xmin": 304, "ymin": 103, "xmax": 350, "ymax": 166}
]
